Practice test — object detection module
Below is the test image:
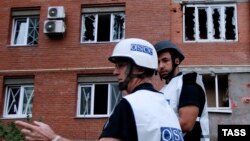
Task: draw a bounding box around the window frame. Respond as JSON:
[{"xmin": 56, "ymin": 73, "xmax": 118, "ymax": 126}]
[
  {"xmin": 80, "ymin": 6, "xmax": 125, "ymax": 43},
  {"xmin": 3, "ymin": 84, "xmax": 34, "ymax": 118},
  {"xmin": 183, "ymin": 3, "xmax": 238, "ymax": 42},
  {"xmin": 181, "ymin": 67, "xmax": 250, "ymax": 114},
  {"xmin": 203, "ymin": 73, "xmax": 232, "ymax": 113},
  {"xmin": 10, "ymin": 10, "xmax": 40, "ymax": 46},
  {"xmin": 76, "ymin": 76, "xmax": 121, "ymax": 118}
]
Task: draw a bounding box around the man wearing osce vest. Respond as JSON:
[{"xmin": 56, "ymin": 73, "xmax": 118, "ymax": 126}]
[
  {"xmin": 154, "ymin": 40, "xmax": 210, "ymax": 141},
  {"xmin": 15, "ymin": 38, "xmax": 183, "ymax": 141},
  {"xmin": 99, "ymin": 38, "xmax": 183, "ymax": 141}
]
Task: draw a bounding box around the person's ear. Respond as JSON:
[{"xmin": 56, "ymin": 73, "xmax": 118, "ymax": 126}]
[{"xmin": 175, "ymin": 58, "xmax": 180, "ymax": 65}]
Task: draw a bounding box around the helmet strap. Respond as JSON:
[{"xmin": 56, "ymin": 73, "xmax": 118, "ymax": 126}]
[
  {"xmin": 118, "ymin": 64, "xmax": 145, "ymax": 90},
  {"xmin": 118, "ymin": 63, "xmax": 133, "ymax": 91}
]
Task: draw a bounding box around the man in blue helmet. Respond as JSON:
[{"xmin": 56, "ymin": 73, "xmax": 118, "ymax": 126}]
[
  {"xmin": 154, "ymin": 40, "xmax": 210, "ymax": 141},
  {"xmin": 15, "ymin": 38, "xmax": 183, "ymax": 141}
]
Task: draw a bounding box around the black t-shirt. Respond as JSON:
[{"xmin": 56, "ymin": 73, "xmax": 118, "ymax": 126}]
[
  {"xmin": 99, "ymin": 98, "xmax": 137, "ymax": 141},
  {"xmin": 178, "ymin": 72, "xmax": 206, "ymax": 141},
  {"xmin": 99, "ymin": 83, "xmax": 158, "ymax": 141},
  {"xmin": 178, "ymin": 83, "xmax": 205, "ymax": 117}
]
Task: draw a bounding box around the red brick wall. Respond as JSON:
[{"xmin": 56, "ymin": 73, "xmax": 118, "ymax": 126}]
[{"xmin": 32, "ymin": 72, "xmax": 105, "ymax": 139}]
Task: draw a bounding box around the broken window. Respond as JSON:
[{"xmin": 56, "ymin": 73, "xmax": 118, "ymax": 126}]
[
  {"xmin": 184, "ymin": 4, "xmax": 237, "ymax": 42},
  {"xmin": 81, "ymin": 6, "xmax": 125, "ymax": 43},
  {"xmin": 77, "ymin": 76, "xmax": 122, "ymax": 118},
  {"xmin": 77, "ymin": 83, "xmax": 121, "ymax": 117},
  {"xmin": 202, "ymin": 73, "xmax": 230, "ymax": 112},
  {"xmin": 112, "ymin": 13, "xmax": 125, "ymax": 41}
]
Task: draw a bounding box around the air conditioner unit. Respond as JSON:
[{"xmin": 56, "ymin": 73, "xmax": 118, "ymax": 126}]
[
  {"xmin": 44, "ymin": 20, "xmax": 65, "ymax": 34},
  {"xmin": 48, "ymin": 6, "xmax": 65, "ymax": 19}
]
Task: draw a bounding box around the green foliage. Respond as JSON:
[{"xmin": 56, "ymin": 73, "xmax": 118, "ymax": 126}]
[
  {"xmin": 0, "ymin": 120, "xmax": 25, "ymax": 141},
  {"xmin": 0, "ymin": 115, "xmax": 43, "ymax": 141}
]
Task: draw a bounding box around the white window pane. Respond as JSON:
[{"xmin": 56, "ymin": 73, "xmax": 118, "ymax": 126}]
[
  {"xmin": 27, "ymin": 17, "xmax": 39, "ymax": 45},
  {"xmin": 112, "ymin": 13, "xmax": 125, "ymax": 41},
  {"xmin": 14, "ymin": 19, "xmax": 27, "ymax": 45},
  {"xmin": 22, "ymin": 86, "xmax": 34, "ymax": 114},
  {"xmin": 6, "ymin": 86, "xmax": 21, "ymax": 115},
  {"xmin": 4, "ymin": 85, "xmax": 34, "ymax": 118},
  {"xmin": 11, "ymin": 13, "xmax": 39, "ymax": 46},
  {"xmin": 80, "ymin": 86, "xmax": 91, "ymax": 115}
]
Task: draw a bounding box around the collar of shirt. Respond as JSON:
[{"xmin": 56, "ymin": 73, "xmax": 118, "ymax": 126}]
[{"xmin": 131, "ymin": 83, "xmax": 159, "ymax": 93}]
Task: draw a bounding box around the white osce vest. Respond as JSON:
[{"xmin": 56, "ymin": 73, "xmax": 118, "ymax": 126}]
[
  {"xmin": 125, "ymin": 90, "xmax": 183, "ymax": 141},
  {"xmin": 160, "ymin": 73, "xmax": 210, "ymax": 141}
]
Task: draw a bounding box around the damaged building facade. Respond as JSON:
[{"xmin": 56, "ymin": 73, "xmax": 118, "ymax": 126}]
[
  {"xmin": 184, "ymin": 4, "xmax": 237, "ymax": 41},
  {"xmin": 0, "ymin": 0, "xmax": 249, "ymax": 140}
]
